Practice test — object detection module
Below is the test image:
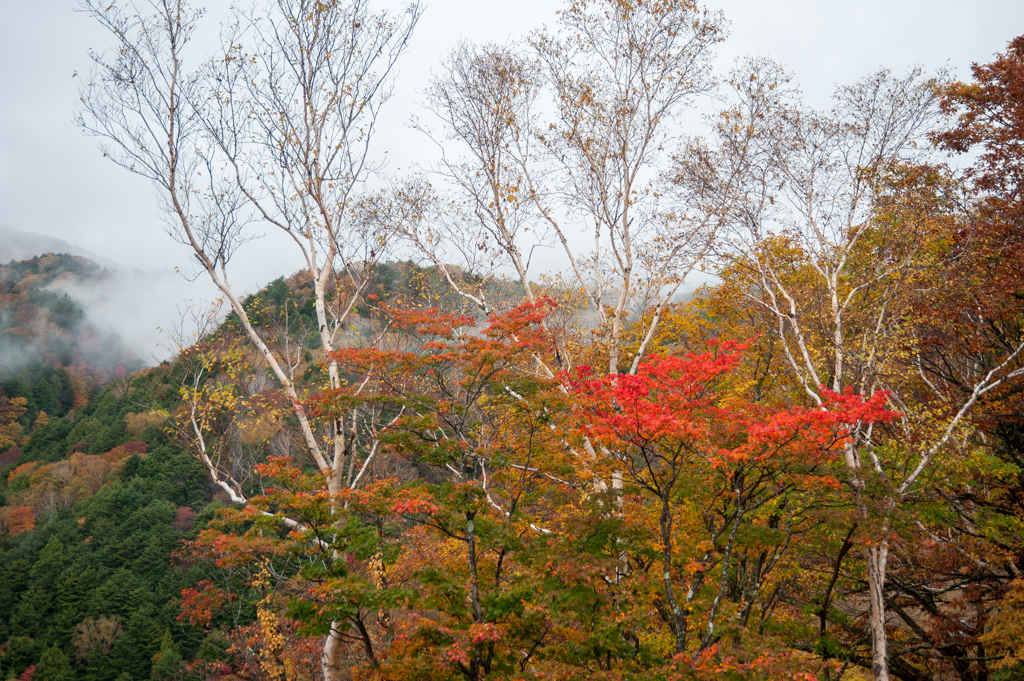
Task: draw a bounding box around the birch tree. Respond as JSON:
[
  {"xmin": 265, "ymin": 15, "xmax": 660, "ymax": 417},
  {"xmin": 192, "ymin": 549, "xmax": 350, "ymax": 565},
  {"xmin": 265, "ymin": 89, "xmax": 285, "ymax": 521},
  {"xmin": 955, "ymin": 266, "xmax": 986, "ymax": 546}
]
[
  {"xmin": 678, "ymin": 59, "xmax": 1024, "ymax": 680},
  {"xmin": 76, "ymin": 0, "xmax": 421, "ymax": 677},
  {"xmin": 419, "ymin": 0, "xmax": 729, "ymax": 378},
  {"xmin": 412, "ymin": 4, "xmax": 745, "ymax": 653}
]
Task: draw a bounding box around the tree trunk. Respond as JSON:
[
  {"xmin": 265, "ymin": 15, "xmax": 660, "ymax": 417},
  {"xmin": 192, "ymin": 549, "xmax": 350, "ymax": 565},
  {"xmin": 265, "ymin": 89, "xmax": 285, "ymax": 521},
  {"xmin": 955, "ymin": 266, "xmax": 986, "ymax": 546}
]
[
  {"xmin": 466, "ymin": 511, "xmax": 484, "ymax": 680},
  {"xmin": 844, "ymin": 438, "xmax": 891, "ymax": 681},
  {"xmin": 866, "ymin": 541, "xmax": 890, "ymax": 681},
  {"xmin": 658, "ymin": 492, "xmax": 687, "ymax": 655},
  {"xmin": 321, "ymin": 624, "xmax": 344, "ymax": 681}
]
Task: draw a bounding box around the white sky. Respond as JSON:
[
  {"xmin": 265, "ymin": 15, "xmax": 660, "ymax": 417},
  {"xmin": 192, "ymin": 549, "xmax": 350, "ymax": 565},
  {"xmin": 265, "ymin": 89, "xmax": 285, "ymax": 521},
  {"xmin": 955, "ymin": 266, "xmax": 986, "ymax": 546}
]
[{"xmin": 1, "ymin": 0, "xmax": 1022, "ymax": 295}]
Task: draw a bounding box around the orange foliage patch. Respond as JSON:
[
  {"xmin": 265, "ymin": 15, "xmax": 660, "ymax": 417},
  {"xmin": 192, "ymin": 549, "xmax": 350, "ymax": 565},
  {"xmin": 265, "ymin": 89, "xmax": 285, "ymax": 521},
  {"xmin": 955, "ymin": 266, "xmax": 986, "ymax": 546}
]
[
  {"xmin": 7, "ymin": 461, "xmax": 38, "ymax": 484},
  {"xmin": 0, "ymin": 506, "xmax": 35, "ymax": 536}
]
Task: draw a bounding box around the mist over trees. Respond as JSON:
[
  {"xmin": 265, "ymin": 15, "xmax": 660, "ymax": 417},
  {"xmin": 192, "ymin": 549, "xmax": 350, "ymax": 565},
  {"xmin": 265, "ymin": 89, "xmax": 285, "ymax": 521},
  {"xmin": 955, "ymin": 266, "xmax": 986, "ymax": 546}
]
[{"xmin": 1, "ymin": 0, "xmax": 1023, "ymax": 680}]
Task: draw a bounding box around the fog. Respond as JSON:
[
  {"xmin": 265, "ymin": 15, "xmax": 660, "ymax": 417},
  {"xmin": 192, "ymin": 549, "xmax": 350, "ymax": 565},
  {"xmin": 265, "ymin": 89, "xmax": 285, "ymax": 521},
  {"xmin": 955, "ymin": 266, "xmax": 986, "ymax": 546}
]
[{"xmin": 0, "ymin": 225, "xmax": 220, "ymax": 363}]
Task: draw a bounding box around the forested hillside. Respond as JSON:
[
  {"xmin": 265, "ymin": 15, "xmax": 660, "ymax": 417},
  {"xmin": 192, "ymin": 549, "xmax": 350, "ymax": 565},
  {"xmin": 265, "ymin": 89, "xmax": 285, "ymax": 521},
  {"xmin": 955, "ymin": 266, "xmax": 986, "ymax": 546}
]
[
  {"xmin": 0, "ymin": 252, "xmax": 141, "ymax": 431},
  {"xmin": 0, "ymin": 258, "xmax": 515, "ymax": 679},
  {"xmin": 3, "ymin": 0, "xmax": 1022, "ymax": 679},
  {"xmin": 0, "ymin": 253, "xmax": 213, "ymax": 679}
]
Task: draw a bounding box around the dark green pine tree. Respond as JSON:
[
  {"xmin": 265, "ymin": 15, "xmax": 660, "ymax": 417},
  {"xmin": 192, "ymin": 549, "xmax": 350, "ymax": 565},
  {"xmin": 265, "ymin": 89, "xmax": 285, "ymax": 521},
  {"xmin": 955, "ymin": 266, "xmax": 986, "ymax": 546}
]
[
  {"xmin": 2, "ymin": 636, "xmax": 42, "ymax": 678},
  {"xmin": 53, "ymin": 567, "xmax": 97, "ymax": 644},
  {"xmin": 109, "ymin": 605, "xmax": 161, "ymax": 679},
  {"xmin": 35, "ymin": 644, "xmax": 76, "ymax": 681},
  {"xmin": 87, "ymin": 570, "xmax": 139, "ymax": 621},
  {"xmin": 33, "ymin": 537, "xmax": 69, "ymax": 587},
  {"xmin": 0, "ymin": 559, "xmax": 30, "ymax": 640},
  {"xmin": 51, "ymin": 295, "xmax": 84, "ymax": 331},
  {"xmin": 150, "ymin": 630, "xmax": 184, "ymax": 681},
  {"xmin": 32, "ymin": 378, "xmax": 58, "ymax": 418},
  {"xmin": 10, "ymin": 537, "xmax": 68, "ymax": 639}
]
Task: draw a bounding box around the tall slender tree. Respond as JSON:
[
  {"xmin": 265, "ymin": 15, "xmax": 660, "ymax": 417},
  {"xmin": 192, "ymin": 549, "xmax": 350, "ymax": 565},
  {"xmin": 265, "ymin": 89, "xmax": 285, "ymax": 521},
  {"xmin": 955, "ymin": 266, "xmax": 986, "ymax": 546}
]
[
  {"xmin": 676, "ymin": 57, "xmax": 1024, "ymax": 680},
  {"xmin": 77, "ymin": 1, "xmax": 421, "ymax": 677}
]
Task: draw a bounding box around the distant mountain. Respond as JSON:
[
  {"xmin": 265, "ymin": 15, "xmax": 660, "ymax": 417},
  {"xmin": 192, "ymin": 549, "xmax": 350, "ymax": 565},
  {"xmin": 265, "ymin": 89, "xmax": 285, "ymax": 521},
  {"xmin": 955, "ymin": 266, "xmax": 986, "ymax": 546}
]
[
  {"xmin": 0, "ymin": 226, "xmax": 225, "ymax": 362},
  {"xmin": 0, "ymin": 253, "xmax": 143, "ymax": 433},
  {"xmin": 0, "ymin": 225, "xmax": 122, "ymax": 270}
]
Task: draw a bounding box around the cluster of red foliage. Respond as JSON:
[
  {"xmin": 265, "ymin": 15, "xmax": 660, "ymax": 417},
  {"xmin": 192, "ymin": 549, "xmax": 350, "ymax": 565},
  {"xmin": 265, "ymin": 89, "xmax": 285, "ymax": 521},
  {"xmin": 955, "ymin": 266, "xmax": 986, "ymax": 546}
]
[{"xmin": 170, "ymin": 297, "xmax": 903, "ymax": 680}]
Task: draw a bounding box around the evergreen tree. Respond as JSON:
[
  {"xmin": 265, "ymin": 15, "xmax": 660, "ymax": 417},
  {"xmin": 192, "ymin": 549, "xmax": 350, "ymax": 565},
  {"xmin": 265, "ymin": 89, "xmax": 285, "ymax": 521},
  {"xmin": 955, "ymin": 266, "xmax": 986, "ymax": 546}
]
[
  {"xmin": 31, "ymin": 537, "xmax": 68, "ymax": 591},
  {"xmin": 149, "ymin": 631, "xmax": 183, "ymax": 681},
  {"xmin": 50, "ymin": 296, "xmax": 84, "ymax": 332},
  {"xmin": 35, "ymin": 645, "xmax": 75, "ymax": 681},
  {"xmin": 32, "ymin": 379, "xmax": 57, "ymax": 419},
  {"xmin": 53, "ymin": 568, "xmax": 96, "ymax": 643},
  {"xmin": 2, "ymin": 637, "xmax": 41, "ymax": 679}
]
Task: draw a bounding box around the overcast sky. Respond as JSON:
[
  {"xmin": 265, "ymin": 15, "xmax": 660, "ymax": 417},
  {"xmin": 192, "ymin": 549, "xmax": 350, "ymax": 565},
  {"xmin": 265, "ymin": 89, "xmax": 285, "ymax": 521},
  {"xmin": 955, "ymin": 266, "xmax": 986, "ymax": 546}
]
[{"xmin": 1, "ymin": 0, "xmax": 1022, "ymax": 295}]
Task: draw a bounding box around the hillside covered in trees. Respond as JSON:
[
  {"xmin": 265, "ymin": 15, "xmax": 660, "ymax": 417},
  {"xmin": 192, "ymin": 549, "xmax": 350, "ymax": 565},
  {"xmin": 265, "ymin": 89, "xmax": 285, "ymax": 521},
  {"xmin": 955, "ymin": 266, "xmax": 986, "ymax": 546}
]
[
  {"xmin": 0, "ymin": 253, "xmax": 142, "ymax": 469},
  {"xmin": 0, "ymin": 257, "xmax": 520, "ymax": 679},
  {"xmin": 4, "ymin": 0, "xmax": 1024, "ymax": 680},
  {"xmin": 0, "ymin": 253, "xmax": 207, "ymax": 679}
]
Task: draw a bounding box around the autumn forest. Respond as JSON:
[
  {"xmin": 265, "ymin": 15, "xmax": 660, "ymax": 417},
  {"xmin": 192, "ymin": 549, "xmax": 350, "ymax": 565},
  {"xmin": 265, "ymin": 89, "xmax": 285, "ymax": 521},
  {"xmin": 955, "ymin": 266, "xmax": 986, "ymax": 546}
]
[{"xmin": 2, "ymin": 0, "xmax": 1024, "ymax": 680}]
